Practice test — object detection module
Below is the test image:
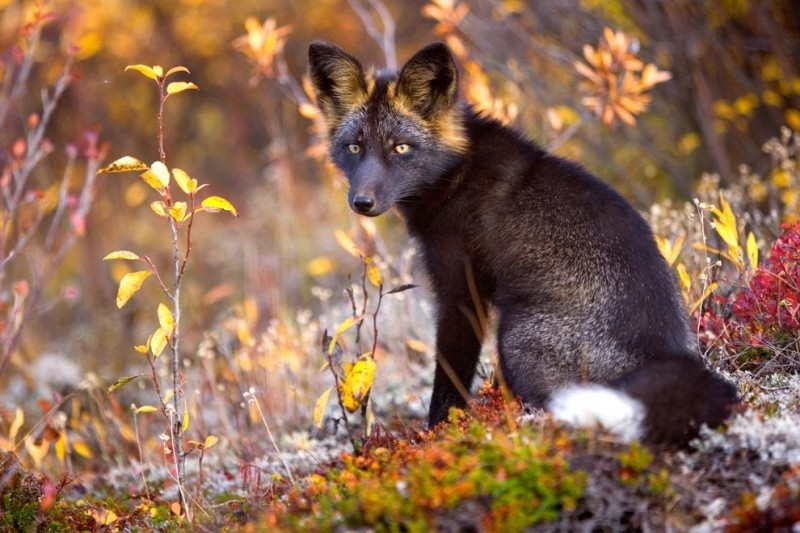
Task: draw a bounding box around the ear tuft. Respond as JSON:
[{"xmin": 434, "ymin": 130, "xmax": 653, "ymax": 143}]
[{"xmin": 396, "ymin": 42, "xmax": 459, "ymax": 118}]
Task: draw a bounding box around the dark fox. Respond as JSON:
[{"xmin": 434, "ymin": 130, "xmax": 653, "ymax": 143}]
[{"xmin": 308, "ymin": 41, "xmax": 739, "ymax": 446}]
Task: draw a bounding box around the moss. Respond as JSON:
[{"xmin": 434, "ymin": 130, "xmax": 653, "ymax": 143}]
[{"xmin": 258, "ymin": 387, "xmax": 587, "ymax": 531}]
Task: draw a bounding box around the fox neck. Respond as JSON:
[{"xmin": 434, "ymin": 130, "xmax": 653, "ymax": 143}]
[{"xmin": 396, "ymin": 107, "xmax": 535, "ymax": 225}]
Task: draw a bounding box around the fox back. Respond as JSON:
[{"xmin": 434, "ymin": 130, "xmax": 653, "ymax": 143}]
[{"xmin": 308, "ymin": 41, "xmax": 738, "ymax": 447}]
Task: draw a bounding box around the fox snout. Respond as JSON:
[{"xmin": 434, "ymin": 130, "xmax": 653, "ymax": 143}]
[
  {"xmin": 351, "ymin": 194, "xmax": 376, "ymax": 214},
  {"xmin": 347, "ymin": 157, "xmax": 392, "ymax": 217}
]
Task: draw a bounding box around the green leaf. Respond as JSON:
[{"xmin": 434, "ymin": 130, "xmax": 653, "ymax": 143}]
[
  {"xmin": 103, "ymin": 250, "xmax": 140, "ymax": 261},
  {"xmin": 201, "ymin": 195, "xmax": 238, "ymax": 216},
  {"xmin": 167, "ymin": 81, "xmax": 199, "ymax": 95},
  {"xmin": 106, "ymin": 375, "xmax": 143, "ymax": 395},
  {"xmin": 116, "ymin": 271, "xmax": 152, "ymax": 308},
  {"xmin": 97, "ymin": 156, "xmax": 149, "ymax": 174},
  {"xmin": 182, "ymin": 409, "xmax": 190, "ymax": 432},
  {"xmin": 125, "ymin": 64, "xmax": 161, "ymax": 81},
  {"xmin": 385, "ymin": 284, "xmax": 418, "ymax": 295}
]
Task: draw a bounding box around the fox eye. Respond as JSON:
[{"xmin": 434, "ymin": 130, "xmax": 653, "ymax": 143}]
[
  {"xmin": 348, "ymin": 144, "xmax": 361, "ymax": 154},
  {"xmin": 394, "ymin": 143, "xmax": 410, "ymax": 154}
]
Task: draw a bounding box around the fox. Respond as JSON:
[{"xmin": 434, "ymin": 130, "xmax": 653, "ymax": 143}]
[{"xmin": 308, "ymin": 41, "xmax": 739, "ymax": 447}]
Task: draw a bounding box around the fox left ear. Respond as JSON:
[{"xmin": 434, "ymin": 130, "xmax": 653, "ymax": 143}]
[{"xmin": 396, "ymin": 42, "xmax": 459, "ymax": 119}]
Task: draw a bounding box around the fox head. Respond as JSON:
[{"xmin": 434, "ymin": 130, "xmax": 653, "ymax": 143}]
[{"xmin": 308, "ymin": 41, "xmax": 468, "ymax": 216}]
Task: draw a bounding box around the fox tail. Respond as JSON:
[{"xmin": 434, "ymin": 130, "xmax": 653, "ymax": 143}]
[{"xmin": 548, "ymin": 356, "xmax": 739, "ymax": 447}]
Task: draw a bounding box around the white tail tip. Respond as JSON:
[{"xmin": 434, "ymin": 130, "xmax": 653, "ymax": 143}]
[{"xmin": 548, "ymin": 384, "xmax": 646, "ymax": 443}]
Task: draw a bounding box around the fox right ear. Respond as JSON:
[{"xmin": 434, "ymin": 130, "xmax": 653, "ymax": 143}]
[{"xmin": 308, "ymin": 41, "xmax": 368, "ymax": 130}]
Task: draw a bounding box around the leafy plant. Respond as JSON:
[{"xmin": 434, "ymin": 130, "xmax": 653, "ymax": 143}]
[
  {"xmin": 98, "ymin": 63, "xmax": 235, "ymax": 518},
  {"xmin": 314, "ymin": 234, "xmax": 417, "ymax": 453},
  {"xmin": 266, "ymin": 387, "xmax": 586, "ymax": 531},
  {"xmin": 0, "ymin": 3, "xmax": 106, "ymax": 378}
]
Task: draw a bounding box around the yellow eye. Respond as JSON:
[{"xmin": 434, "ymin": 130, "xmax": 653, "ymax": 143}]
[
  {"xmin": 348, "ymin": 144, "xmax": 360, "ymax": 154},
  {"xmin": 394, "ymin": 143, "xmax": 410, "ymax": 154}
]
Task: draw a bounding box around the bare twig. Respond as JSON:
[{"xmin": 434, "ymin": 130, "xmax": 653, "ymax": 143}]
[{"xmin": 347, "ymin": 0, "xmax": 397, "ymax": 69}]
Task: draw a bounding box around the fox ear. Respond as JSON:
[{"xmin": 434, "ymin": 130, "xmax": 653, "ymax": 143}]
[
  {"xmin": 396, "ymin": 42, "xmax": 459, "ymax": 118},
  {"xmin": 308, "ymin": 41, "xmax": 368, "ymax": 128}
]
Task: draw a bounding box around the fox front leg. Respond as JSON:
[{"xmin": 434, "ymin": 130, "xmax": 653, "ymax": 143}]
[{"xmin": 428, "ymin": 303, "xmax": 484, "ymax": 427}]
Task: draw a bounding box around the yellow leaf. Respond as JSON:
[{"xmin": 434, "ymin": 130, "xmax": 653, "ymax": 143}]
[
  {"xmin": 149, "ymin": 161, "xmax": 170, "ymax": 188},
  {"xmin": 678, "ymin": 132, "xmax": 701, "ymax": 155},
  {"xmin": 747, "ymin": 231, "xmax": 759, "ymax": 270},
  {"xmin": 167, "ymin": 81, "xmax": 199, "ymax": 95},
  {"xmin": 151, "ymin": 201, "xmax": 168, "ymax": 217},
  {"xmin": 55, "ymin": 432, "xmax": 67, "ymax": 462},
  {"xmin": 87, "ymin": 508, "xmax": 118, "ymax": 526},
  {"xmin": 150, "ymin": 327, "xmax": 168, "ymax": 357},
  {"xmin": 182, "ymin": 409, "xmax": 189, "ymax": 432},
  {"xmin": 134, "ymin": 344, "xmax": 148, "ymax": 354},
  {"xmin": 140, "ymin": 172, "xmax": 163, "ymax": 191},
  {"xmin": 785, "ymin": 108, "xmax": 800, "ymax": 132},
  {"xmin": 169, "ymin": 202, "xmax": 187, "ymax": 222},
  {"xmin": 367, "ymin": 262, "xmax": 382, "ymax": 288},
  {"xmin": 24, "ymin": 436, "xmax": 49, "ymax": 470},
  {"xmin": 711, "ymin": 194, "xmax": 739, "ymax": 249},
  {"xmin": 201, "ymin": 195, "xmax": 238, "ymax": 216},
  {"xmin": 163, "ymin": 389, "xmax": 174, "ymax": 404},
  {"xmin": 771, "ymin": 168, "xmax": 791, "ymax": 189},
  {"xmin": 676, "ymin": 263, "xmax": 691, "ymax": 292},
  {"xmin": 327, "ymin": 316, "xmax": 362, "ymax": 355},
  {"xmin": 106, "ymin": 375, "xmax": 142, "ymax": 394},
  {"xmin": 655, "ymin": 234, "xmax": 684, "ymax": 266},
  {"xmin": 203, "ymin": 435, "xmax": 219, "ymax": 449},
  {"xmin": 125, "ymin": 64, "xmax": 161, "ymax": 80},
  {"xmin": 116, "ymin": 271, "xmax": 152, "ymax": 308},
  {"xmin": 406, "ymin": 339, "xmax": 429, "ymax": 353},
  {"xmin": 165, "ymin": 66, "xmax": 190, "ymax": 78},
  {"xmin": 334, "ymin": 229, "xmax": 361, "ymax": 256},
  {"xmin": 690, "ymin": 282, "xmax": 719, "ymax": 314},
  {"xmin": 340, "ymin": 358, "xmax": 376, "ymax": 413},
  {"xmin": 9, "ymin": 408, "xmax": 23, "ymax": 441},
  {"xmin": 313, "ymin": 386, "xmax": 333, "ymax": 428},
  {"xmin": 158, "ymin": 303, "xmax": 175, "ymax": 334},
  {"xmin": 298, "ymin": 103, "xmax": 319, "ymax": 119},
  {"xmin": 97, "ymin": 156, "xmax": 149, "ymax": 174},
  {"xmin": 306, "ymin": 256, "xmax": 336, "ymax": 277},
  {"xmin": 103, "ymin": 250, "xmax": 140, "ymax": 261},
  {"xmin": 136, "ymin": 405, "xmax": 159, "ymax": 413},
  {"xmin": 72, "ymin": 441, "xmax": 93, "ymax": 459},
  {"xmin": 172, "ymin": 168, "xmax": 197, "ymax": 194}
]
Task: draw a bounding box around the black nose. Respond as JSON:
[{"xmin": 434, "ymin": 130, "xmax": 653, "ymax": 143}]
[{"xmin": 352, "ymin": 195, "xmax": 375, "ymax": 214}]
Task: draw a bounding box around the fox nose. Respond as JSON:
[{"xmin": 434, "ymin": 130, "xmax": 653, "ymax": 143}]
[{"xmin": 352, "ymin": 195, "xmax": 375, "ymax": 214}]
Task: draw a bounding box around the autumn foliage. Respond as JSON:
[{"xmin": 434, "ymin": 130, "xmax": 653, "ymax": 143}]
[{"xmin": 1, "ymin": 0, "xmax": 800, "ymax": 530}]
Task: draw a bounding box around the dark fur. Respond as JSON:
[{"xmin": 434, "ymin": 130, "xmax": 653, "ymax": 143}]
[{"xmin": 308, "ymin": 41, "xmax": 739, "ymax": 446}]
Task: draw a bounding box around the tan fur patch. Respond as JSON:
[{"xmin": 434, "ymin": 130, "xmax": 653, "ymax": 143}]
[
  {"xmin": 432, "ymin": 112, "xmax": 469, "ymax": 153},
  {"xmin": 389, "ymin": 96, "xmax": 468, "ymax": 154}
]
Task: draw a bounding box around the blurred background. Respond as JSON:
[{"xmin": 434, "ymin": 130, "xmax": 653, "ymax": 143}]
[{"xmin": 1, "ymin": 0, "xmax": 798, "ymax": 467}]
